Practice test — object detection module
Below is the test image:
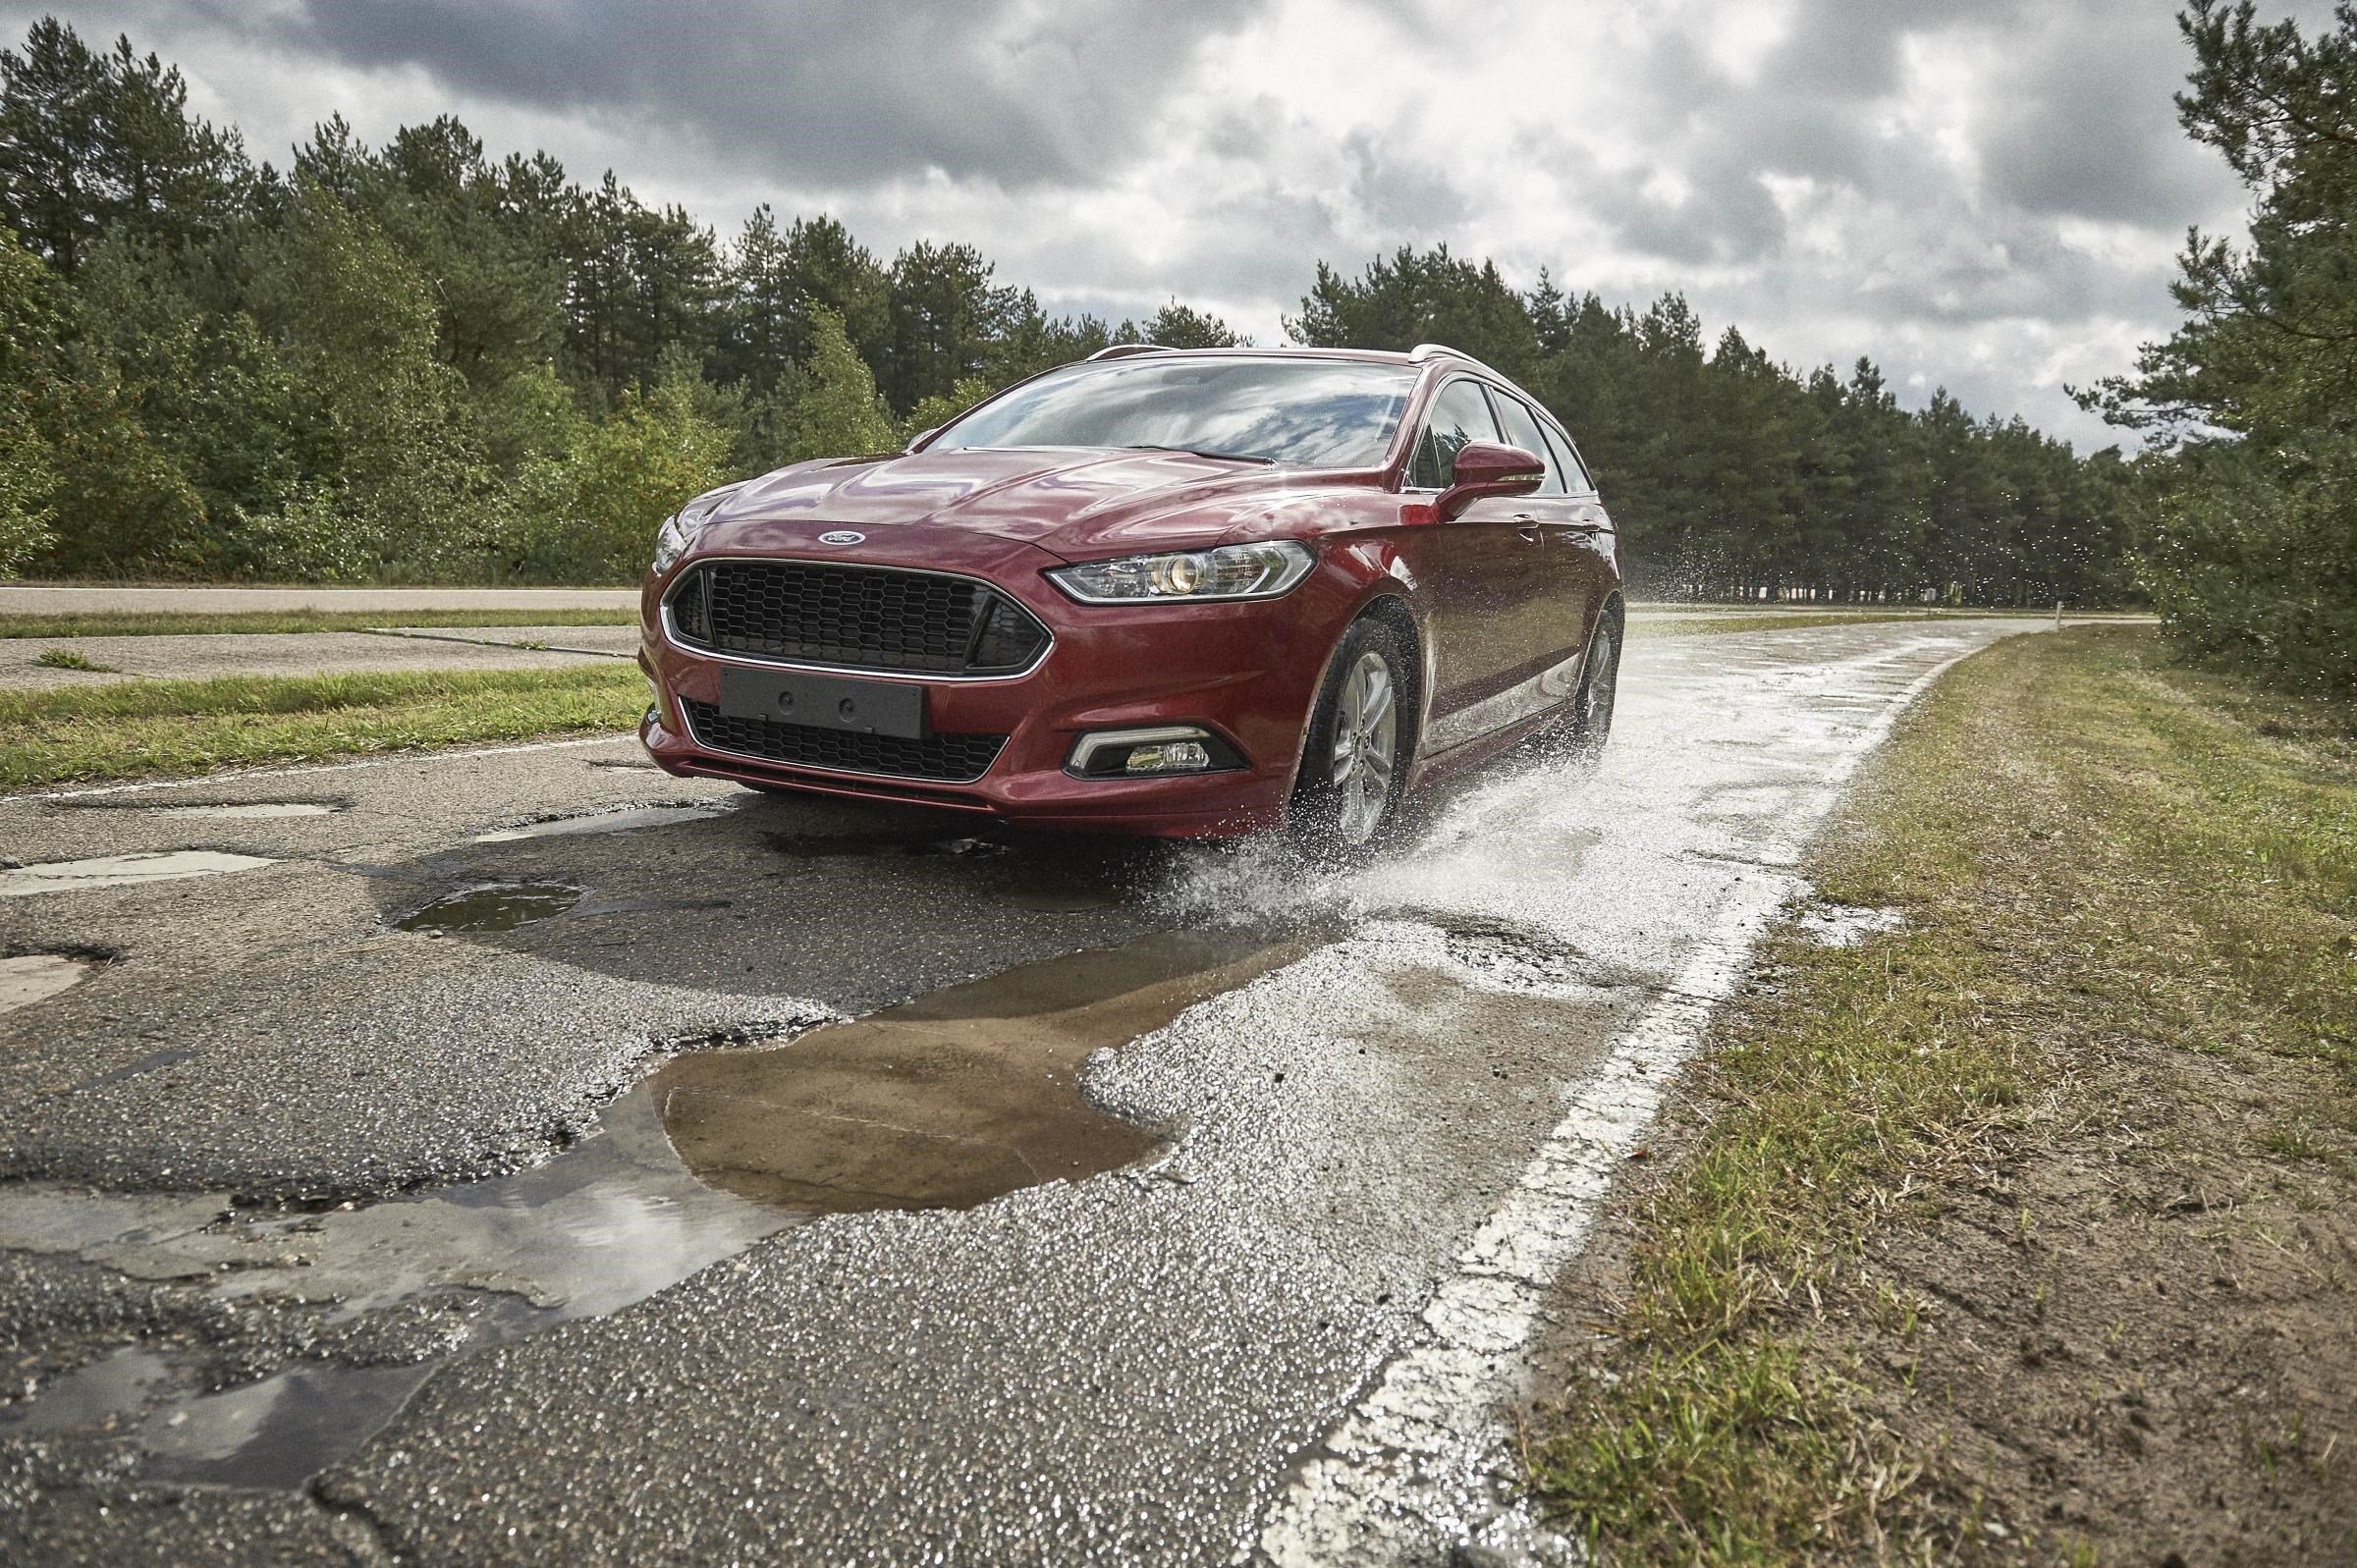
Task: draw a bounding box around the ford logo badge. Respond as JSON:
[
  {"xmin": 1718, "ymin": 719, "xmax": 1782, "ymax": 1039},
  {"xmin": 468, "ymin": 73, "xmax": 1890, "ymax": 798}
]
[{"xmin": 817, "ymin": 530, "xmax": 864, "ymax": 546}]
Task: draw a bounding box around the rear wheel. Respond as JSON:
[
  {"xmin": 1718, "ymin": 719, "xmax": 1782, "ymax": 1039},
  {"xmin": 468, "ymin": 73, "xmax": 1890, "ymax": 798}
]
[
  {"xmin": 1289, "ymin": 616, "xmax": 1414, "ymax": 859},
  {"xmin": 1567, "ymin": 614, "xmax": 1620, "ymax": 756}
]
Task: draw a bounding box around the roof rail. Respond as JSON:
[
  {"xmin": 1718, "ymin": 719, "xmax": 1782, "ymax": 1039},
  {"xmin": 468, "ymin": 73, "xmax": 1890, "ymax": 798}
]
[
  {"xmin": 1409, "ymin": 341, "xmax": 1520, "ymax": 387},
  {"xmin": 1087, "ymin": 342, "xmax": 1167, "ymax": 361}
]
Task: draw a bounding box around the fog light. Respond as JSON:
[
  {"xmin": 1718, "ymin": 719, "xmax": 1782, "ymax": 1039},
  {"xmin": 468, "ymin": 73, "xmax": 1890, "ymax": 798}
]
[
  {"xmin": 1068, "ymin": 725, "xmax": 1243, "ymax": 779},
  {"xmin": 1124, "ymin": 740, "xmax": 1211, "ymax": 775}
]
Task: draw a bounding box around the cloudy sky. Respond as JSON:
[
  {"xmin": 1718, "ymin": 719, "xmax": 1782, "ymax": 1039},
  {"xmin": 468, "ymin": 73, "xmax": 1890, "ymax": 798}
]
[{"xmin": 8, "ymin": 0, "xmax": 2332, "ymax": 450}]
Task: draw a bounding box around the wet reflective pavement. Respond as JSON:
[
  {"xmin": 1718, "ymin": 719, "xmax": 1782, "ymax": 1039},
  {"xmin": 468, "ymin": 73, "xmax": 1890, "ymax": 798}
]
[{"xmin": 0, "ymin": 619, "xmax": 2047, "ymax": 1565}]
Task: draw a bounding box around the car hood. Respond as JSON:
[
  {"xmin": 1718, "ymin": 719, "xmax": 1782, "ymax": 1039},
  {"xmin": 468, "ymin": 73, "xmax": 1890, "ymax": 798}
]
[{"xmin": 700, "ymin": 447, "xmax": 1368, "ymax": 561}]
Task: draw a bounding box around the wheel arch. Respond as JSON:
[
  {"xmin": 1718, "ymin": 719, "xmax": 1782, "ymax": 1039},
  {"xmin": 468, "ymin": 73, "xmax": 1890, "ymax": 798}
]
[{"xmin": 1287, "ymin": 589, "xmax": 1426, "ymax": 792}]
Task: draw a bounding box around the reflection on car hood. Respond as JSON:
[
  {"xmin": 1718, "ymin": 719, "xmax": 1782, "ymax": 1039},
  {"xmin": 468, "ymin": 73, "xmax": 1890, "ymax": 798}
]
[{"xmin": 703, "ymin": 446, "xmax": 1363, "ymax": 560}]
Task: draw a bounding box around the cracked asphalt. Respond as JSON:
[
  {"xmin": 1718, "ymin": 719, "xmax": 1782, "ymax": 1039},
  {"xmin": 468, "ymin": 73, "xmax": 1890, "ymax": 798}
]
[{"xmin": 0, "ymin": 618, "xmax": 2042, "ymax": 1566}]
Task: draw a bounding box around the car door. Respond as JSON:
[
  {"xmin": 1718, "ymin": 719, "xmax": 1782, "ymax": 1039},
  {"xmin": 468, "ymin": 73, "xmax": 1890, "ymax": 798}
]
[
  {"xmin": 1536, "ymin": 415, "xmax": 1617, "ymax": 702},
  {"xmin": 1487, "ymin": 390, "xmax": 1600, "ymax": 708},
  {"xmin": 1400, "ymin": 377, "xmax": 1542, "ymax": 752}
]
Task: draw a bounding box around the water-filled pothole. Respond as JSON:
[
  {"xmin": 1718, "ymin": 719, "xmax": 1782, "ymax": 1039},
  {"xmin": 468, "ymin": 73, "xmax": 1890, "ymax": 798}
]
[
  {"xmin": 0, "ymin": 926, "xmax": 1303, "ymax": 1487},
  {"xmin": 394, "ymin": 882, "xmax": 583, "ymax": 933},
  {"xmin": 1, "ymin": 952, "xmax": 94, "ymax": 1013},
  {"xmin": 656, "ymin": 927, "xmax": 1301, "ymax": 1213}
]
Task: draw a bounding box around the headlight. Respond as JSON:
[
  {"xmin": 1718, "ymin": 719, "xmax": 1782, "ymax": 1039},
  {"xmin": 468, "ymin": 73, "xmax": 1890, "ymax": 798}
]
[
  {"xmin": 651, "ymin": 489, "xmax": 735, "ymax": 574},
  {"xmin": 1048, "ymin": 540, "xmax": 1314, "ymax": 603}
]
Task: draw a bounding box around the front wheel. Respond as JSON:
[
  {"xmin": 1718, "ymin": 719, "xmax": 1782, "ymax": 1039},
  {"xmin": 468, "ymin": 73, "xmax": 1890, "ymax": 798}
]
[{"xmin": 1288, "ymin": 617, "xmax": 1414, "ymax": 860}]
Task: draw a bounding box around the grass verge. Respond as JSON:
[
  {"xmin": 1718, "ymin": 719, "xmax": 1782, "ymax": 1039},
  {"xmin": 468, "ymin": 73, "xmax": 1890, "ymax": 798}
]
[
  {"xmin": 1527, "ymin": 626, "xmax": 2356, "ymax": 1563},
  {"xmin": 0, "ymin": 607, "xmax": 634, "ymax": 638},
  {"xmin": 0, "ymin": 665, "xmax": 646, "ymax": 788}
]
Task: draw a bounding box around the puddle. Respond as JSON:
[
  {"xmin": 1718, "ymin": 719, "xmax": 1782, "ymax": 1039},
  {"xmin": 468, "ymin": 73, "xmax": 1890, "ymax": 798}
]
[
  {"xmin": 152, "ymin": 802, "xmax": 340, "ymax": 821},
  {"xmin": 1793, "ymin": 903, "xmax": 1906, "ymax": 946},
  {"xmin": 656, "ymin": 928, "xmax": 1299, "ymax": 1213},
  {"xmin": 472, "ymin": 801, "xmax": 738, "ymax": 843},
  {"xmin": 1, "ymin": 953, "xmax": 94, "ymax": 1012},
  {"xmin": 395, "ymin": 883, "xmax": 583, "ymax": 933},
  {"xmin": 0, "ymin": 927, "xmax": 1301, "ymax": 1486},
  {"xmin": 0, "ymin": 1062, "xmax": 805, "ymax": 1486},
  {"xmin": 0, "ymin": 850, "xmax": 276, "ymax": 898}
]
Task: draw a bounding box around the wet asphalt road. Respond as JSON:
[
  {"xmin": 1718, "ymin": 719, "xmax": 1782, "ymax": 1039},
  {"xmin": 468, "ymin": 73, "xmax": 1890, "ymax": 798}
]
[{"xmin": 0, "ymin": 618, "xmax": 2042, "ymax": 1566}]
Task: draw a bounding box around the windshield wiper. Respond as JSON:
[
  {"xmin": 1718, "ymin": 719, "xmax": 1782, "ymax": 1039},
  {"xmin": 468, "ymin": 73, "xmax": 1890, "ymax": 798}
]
[{"xmin": 1122, "ymin": 445, "xmax": 1276, "ymax": 465}]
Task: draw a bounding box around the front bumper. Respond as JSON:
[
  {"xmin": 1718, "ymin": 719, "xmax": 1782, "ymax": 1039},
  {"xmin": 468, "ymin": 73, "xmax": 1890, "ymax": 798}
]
[{"xmin": 637, "ymin": 543, "xmax": 1350, "ymax": 838}]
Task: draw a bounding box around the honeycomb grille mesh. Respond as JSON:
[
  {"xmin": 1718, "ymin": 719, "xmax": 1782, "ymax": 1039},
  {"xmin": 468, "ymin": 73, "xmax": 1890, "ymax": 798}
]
[
  {"xmin": 672, "ymin": 560, "xmax": 1048, "ymax": 676},
  {"xmin": 682, "ymin": 699, "xmax": 1007, "ymax": 784}
]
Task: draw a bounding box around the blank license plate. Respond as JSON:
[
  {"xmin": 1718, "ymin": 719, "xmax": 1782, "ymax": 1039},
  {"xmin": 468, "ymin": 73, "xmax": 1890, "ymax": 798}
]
[{"xmin": 717, "ymin": 667, "xmax": 926, "ymax": 739}]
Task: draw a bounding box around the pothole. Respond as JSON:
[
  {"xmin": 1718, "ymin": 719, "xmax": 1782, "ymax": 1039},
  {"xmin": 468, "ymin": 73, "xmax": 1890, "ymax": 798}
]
[
  {"xmin": 656, "ymin": 928, "xmax": 1300, "ymax": 1213},
  {"xmin": 1, "ymin": 953, "xmax": 95, "ymax": 1012},
  {"xmin": 394, "ymin": 882, "xmax": 583, "ymax": 933},
  {"xmin": 471, "ymin": 801, "xmax": 738, "ymax": 843},
  {"xmin": 0, "ymin": 850, "xmax": 277, "ymax": 898},
  {"xmin": 1793, "ymin": 903, "xmax": 1906, "ymax": 946},
  {"xmin": 0, "ymin": 927, "xmax": 1304, "ymax": 1487}
]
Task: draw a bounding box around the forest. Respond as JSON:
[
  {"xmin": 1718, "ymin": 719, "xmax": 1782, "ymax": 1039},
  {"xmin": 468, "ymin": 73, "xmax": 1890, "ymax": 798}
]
[{"xmin": 0, "ymin": 16, "xmax": 2135, "ymax": 605}]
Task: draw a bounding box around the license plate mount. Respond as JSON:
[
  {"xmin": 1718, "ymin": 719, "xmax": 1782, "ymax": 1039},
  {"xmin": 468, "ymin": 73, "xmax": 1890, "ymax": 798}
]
[{"xmin": 717, "ymin": 667, "xmax": 926, "ymax": 739}]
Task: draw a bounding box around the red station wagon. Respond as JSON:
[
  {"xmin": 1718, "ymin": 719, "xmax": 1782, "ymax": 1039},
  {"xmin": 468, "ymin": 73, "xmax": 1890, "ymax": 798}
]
[{"xmin": 638, "ymin": 344, "xmax": 1623, "ymax": 853}]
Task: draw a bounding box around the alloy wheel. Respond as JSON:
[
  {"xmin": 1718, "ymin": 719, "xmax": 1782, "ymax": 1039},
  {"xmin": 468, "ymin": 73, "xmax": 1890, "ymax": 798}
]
[
  {"xmin": 1329, "ymin": 649, "xmax": 1398, "ymax": 844},
  {"xmin": 1578, "ymin": 625, "xmax": 1619, "ymax": 739}
]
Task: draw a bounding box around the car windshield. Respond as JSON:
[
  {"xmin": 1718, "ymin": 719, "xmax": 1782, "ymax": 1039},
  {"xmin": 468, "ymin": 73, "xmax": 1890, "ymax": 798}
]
[{"xmin": 930, "ymin": 356, "xmax": 1418, "ymax": 468}]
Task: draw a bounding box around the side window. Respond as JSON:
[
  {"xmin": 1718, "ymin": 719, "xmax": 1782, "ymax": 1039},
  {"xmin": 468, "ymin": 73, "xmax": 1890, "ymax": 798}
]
[
  {"xmin": 1541, "ymin": 423, "xmax": 1594, "ymax": 494},
  {"xmin": 1491, "ymin": 393, "xmax": 1567, "ymax": 495},
  {"xmin": 1408, "ymin": 379, "xmax": 1502, "ymax": 489}
]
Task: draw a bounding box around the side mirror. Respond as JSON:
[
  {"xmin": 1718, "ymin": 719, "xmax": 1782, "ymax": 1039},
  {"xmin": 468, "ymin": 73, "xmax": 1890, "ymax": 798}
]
[
  {"xmin": 904, "ymin": 426, "xmax": 941, "ymax": 454},
  {"xmin": 1437, "ymin": 442, "xmax": 1545, "ymax": 519}
]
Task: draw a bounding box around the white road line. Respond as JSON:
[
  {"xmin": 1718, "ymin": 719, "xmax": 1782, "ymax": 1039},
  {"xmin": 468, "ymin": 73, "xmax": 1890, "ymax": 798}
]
[
  {"xmin": 1252, "ymin": 635, "xmax": 2007, "ymax": 1567},
  {"xmin": 6, "ymin": 734, "xmax": 636, "ymax": 804}
]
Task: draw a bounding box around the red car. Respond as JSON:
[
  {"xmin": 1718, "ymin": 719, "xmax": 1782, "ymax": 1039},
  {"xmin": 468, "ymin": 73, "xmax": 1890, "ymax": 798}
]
[{"xmin": 638, "ymin": 344, "xmax": 1622, "ymax": 852}]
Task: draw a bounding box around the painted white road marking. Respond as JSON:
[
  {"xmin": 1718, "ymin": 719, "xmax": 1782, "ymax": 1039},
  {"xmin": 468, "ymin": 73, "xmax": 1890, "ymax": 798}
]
[{"xmin": 0, "ymin": 850, "xmax": 277, "ymax": 897}]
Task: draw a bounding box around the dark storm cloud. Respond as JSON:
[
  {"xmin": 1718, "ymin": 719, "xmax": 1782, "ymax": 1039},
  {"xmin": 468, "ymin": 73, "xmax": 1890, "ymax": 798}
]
[
  {"xmin": 1973, "ymin": 9, "xmax": 2227, "ymax": 221},
  {"xmin": 191, "ymin": 0, "xmax": 1271, "ymax": 186}
]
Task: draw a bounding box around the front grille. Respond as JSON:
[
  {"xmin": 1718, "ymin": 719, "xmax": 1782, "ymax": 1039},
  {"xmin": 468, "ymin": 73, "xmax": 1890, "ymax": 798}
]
[
  {"xmin": 670, "ymin": 560, "xmax": 1049, "ymax": 676},
  {"xmin": 683, "ymin": 699, "xmax": 1007, "ymax": 784}
]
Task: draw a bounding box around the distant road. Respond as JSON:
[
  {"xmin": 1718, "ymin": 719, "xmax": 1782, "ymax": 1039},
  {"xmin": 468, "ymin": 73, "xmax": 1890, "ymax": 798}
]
[{"xmin": 0, "ymin": 585, "xmax": 639, "ymax": 615}]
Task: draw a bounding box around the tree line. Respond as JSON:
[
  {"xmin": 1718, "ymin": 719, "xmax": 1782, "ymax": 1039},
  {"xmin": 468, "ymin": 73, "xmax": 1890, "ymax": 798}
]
[
  {"xmin": 0, "ymin": 15, "xmax": 2133, "ymax": 604},
  {"xmin": 2084, "ymin": 1, "xmax": 2355, "ymax": 698}
]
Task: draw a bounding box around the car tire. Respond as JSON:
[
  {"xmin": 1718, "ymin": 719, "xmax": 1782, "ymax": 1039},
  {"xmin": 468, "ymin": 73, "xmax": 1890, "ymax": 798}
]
[
  {"xmin": 1288, "ymin": 615, "xmax": 1415, "ymax": 861},
  {"xmin": 1566, "ymin": 614, "xmax": 1620, "ymax": 758}
]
